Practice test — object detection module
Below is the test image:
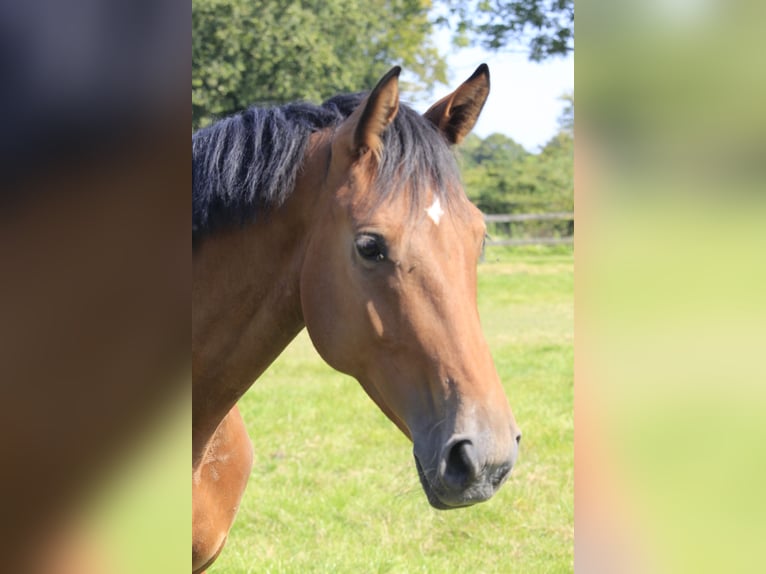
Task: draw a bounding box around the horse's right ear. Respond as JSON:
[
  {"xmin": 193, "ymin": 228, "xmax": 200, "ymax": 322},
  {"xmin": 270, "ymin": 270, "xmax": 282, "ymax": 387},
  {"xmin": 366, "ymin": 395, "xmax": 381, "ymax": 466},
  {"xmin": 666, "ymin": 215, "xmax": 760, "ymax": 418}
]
[
  {"xmin": 424, "ymin": 64, "xmax": 490, "ymax": 145},
  {"xmin": 336, "ymin": 66, "xmax": 401, "ymax": 161}
]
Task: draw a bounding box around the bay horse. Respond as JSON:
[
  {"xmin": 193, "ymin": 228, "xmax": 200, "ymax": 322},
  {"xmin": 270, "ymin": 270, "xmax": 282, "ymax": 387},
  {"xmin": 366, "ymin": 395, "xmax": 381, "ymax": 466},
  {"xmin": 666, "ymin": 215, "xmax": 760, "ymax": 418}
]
[{"xmin": 192, "ymin": 64, "xmax": 521, "ymax": 573}]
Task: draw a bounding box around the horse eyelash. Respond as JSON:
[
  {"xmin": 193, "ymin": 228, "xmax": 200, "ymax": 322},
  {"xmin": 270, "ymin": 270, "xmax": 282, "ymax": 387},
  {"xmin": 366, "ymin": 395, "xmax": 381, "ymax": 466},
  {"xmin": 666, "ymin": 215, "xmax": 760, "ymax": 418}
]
[{"xmin": 481, "ymin": 233, "xmax": 490, "ymax": 258}]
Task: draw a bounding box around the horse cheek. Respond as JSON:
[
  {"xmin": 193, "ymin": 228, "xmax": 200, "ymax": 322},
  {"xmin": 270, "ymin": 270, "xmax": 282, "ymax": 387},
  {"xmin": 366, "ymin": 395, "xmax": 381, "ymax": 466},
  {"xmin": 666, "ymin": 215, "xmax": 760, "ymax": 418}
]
[{"xmin": 300, "ymin": 252, "xmax": 354, "ymax": 374}]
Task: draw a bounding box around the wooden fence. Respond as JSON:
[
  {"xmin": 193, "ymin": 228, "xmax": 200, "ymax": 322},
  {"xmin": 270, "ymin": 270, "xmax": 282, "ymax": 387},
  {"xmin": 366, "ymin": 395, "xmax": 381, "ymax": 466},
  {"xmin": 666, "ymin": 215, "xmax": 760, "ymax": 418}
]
[{"xmin": 483, "ymin": 211, "xmax": 574, "ymax": 246}]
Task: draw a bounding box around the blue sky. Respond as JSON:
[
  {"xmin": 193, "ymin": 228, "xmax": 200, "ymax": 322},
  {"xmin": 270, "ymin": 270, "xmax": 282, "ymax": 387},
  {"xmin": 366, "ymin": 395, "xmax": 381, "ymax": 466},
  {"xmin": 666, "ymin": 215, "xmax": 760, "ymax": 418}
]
[{"xmin": 410, "ymin": 35, "xmax": 574, "ymax": 152}]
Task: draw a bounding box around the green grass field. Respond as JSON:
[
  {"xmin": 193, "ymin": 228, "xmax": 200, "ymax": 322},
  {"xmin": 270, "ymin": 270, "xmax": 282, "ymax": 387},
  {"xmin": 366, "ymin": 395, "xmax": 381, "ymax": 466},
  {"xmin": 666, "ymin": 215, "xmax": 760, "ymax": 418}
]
[{"xmin": 215, "ymin": 246, "xmax": 573, "ymax": 573}]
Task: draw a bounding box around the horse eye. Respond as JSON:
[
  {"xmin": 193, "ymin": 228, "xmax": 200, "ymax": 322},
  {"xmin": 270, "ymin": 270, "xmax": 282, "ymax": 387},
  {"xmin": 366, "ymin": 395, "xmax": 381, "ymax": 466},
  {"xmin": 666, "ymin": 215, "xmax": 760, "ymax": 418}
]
[{"xmin": 355, "ymin": 234, "xmax": 387, "ymax": 262}]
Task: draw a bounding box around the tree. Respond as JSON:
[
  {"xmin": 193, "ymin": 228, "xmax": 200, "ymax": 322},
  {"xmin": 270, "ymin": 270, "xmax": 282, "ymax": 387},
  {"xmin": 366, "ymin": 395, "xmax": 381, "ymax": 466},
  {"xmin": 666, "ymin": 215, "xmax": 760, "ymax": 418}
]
[
  {"xmin": 558, "ymin": 91, "xmax": 574, "ymax": 135},
  {"xmin": 455, "ymin": 101, "xmax": 573, "ymax": 218},
  {"xmin": 457, "ymin": 133, "xmax": 533, "ymax": 213},
  {"xmin": 193, "ymin": 0, "xmax": 446, "ymax": 129},
  {"xmin": 440, "ymin": 0, "xmax": 574, "ymax": 61}
]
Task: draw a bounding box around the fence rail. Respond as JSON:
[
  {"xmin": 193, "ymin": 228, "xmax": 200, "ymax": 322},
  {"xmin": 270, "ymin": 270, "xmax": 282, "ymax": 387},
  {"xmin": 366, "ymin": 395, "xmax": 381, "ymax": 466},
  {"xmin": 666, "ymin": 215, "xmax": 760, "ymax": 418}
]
[
  {"xmin": 483, "ymin": 211, "xmax": 574, "ymax": 247},
  {"xmin": 484, "ymin": 211, "xmax": 574, "ymax": 223},
  {"xmin": 487, "ymin": 236, "xmax": 573, "ymax": 246}
]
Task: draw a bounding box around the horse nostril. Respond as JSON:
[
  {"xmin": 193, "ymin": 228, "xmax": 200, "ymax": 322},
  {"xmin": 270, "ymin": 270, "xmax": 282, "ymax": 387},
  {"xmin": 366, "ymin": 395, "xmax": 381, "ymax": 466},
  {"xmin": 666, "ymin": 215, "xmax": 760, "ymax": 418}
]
[
  {"xmin": 516, "ymin": 433, "xmax": 522, "ymax": 445},
  {"xmin": 441, "ymin": 439, "xmax": 479, "ymax": 491}
]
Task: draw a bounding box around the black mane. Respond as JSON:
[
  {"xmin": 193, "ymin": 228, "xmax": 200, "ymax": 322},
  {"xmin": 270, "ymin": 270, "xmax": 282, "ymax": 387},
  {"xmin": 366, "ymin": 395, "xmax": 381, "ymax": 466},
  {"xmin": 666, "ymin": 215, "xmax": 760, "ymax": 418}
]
[{"xmin": 192, "ymin": 93, "xmax": 461, "ymax": 238}]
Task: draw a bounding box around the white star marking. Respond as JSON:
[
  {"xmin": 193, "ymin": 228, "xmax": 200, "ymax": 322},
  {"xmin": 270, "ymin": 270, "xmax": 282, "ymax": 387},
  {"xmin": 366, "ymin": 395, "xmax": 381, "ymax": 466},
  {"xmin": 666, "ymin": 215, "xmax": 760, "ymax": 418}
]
[{"xmin": 425, "ymin": 197, "xmax": 444, "ymax": 225}]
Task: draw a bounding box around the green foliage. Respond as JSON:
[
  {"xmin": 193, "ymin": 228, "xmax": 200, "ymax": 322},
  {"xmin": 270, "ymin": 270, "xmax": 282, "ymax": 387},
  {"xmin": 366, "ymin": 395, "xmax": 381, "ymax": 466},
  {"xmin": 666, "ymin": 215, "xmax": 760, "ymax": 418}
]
[
  {"xmin": 439, "ymin": 0, "xmax": 574, "ymax": 61},
  {"xmin": 457, "ymin": 130, "xmax": 573, "ymax": 216},
  {"xmin": 558, "ymin": 91, "xmax": 574, "ymax": 135},
  {"xmin": 192, "ymin": 0, "xmax": 446, "ymax": 129}
]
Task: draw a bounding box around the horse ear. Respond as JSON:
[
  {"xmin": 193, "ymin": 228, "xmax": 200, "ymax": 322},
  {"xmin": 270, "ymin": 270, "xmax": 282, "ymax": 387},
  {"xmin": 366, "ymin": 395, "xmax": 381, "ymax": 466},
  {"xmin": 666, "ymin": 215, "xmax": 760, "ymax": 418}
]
[
  {"xmin": 340, "ymin": 66, "xmax": 401, "ymax": 160},
  {"xmin": 424, "ymin": 64, "xmax": 490, "ymax": 145}
]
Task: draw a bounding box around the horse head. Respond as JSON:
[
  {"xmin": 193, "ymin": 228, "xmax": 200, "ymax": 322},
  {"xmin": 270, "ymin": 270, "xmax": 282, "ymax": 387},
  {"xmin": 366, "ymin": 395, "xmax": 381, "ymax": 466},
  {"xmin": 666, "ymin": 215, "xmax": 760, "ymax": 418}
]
[{"xmin": 299, "ymin": 65, "xmax": 521, "ymax": 509}]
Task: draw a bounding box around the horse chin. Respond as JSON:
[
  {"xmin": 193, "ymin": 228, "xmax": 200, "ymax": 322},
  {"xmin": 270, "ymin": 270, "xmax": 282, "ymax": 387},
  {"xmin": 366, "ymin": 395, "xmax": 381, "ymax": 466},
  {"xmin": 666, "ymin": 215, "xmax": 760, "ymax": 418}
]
[{"xmin": 414, "ymin": 455, "xmax": 477, "ymax": 510}]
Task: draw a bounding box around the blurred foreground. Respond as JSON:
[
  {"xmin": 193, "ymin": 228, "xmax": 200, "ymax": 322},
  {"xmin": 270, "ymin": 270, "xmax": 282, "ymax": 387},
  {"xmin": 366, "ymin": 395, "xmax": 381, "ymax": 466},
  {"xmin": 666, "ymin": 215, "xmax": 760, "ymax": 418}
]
[
  {"xmin": 577, "ymin": 0, "xmax": 766, "ymax": 571},
  {"xmin": 0, "ymin": 1, "xmax": 189, "ymax": 572}
]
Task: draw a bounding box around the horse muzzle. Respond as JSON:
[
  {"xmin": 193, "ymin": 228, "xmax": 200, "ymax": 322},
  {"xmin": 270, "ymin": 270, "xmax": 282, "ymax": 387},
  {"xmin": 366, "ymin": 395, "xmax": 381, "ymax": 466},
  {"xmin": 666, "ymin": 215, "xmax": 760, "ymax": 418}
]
[{"xmin": 413, "ymin": 431, "xmax": 521, "ymax": 509}]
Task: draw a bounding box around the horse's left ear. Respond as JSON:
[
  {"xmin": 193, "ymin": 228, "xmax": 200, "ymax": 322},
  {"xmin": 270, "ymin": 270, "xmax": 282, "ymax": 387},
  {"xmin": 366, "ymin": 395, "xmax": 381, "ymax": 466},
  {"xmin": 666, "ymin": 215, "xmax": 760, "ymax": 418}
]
[
  {"xmin": 355, "ymin": 66, "xmax": 401, "ymax": 158},
  {"xmin": 424, "ymin": 64, "xmax": 490, "ymax": 145},
  {"xmin": 336, "ymin": 66, "xmax": 401, "ymax": 161}
]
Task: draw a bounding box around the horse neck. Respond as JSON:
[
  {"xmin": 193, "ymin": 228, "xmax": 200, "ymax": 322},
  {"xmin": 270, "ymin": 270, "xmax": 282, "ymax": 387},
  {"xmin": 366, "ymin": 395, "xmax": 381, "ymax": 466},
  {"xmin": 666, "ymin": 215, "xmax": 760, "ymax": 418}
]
[{"xmin": 192, "ymin": 133, "xmax": 330, "ymax": 462}]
